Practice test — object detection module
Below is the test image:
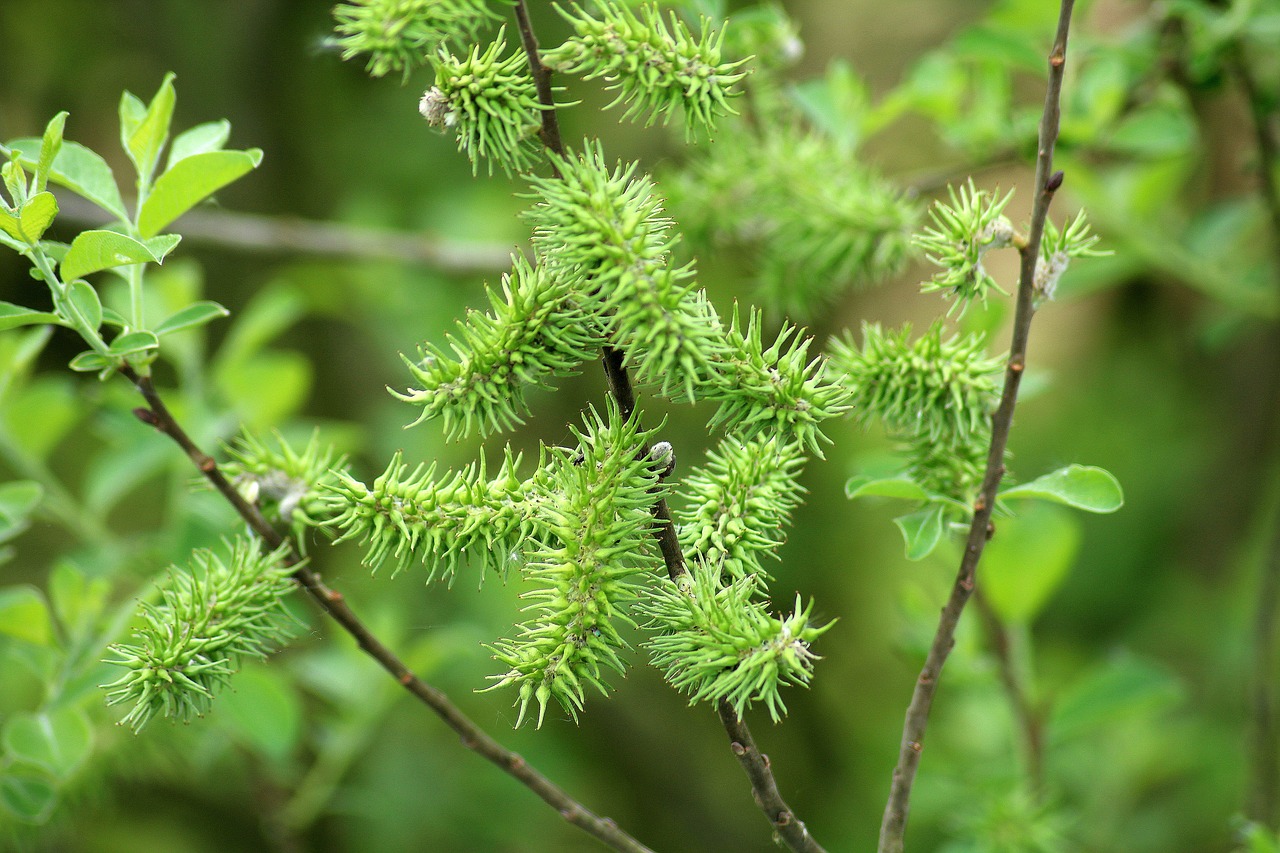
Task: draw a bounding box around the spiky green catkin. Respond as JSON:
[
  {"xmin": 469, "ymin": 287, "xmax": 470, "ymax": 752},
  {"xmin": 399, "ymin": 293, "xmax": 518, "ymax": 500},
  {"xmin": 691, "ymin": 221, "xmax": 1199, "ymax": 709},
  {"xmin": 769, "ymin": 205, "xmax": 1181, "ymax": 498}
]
[
  {"xmin": 676, "ymin": 434, "xmax": 806, "ymax": 580},
  {"xmin": 668, "ymin": 121, "xmax": 916, "ymax": 318},
  {"xmin": 829, "ymin": 321, "xmax": 1003, "ymax": 445},
  {"xmin": 484, "ymin": 403, "xmax": 662, "ymax": 727},
  {"xmin": 332, "ymin": 0, "xmax": 495, "ymax": 80},
  {"xmin": 914, "ymin": 179, "xmax": 1017, "ymax": 313},
  {"xmin": 324, "ymin": 446, "xmax": 538, "ymax": 580},
  {"xmin": 702, "ymin": 306, "xmax": 850, "ymax": 458},
  {"xmin": 394, "ymin": 255, "xmax": 603, "ymax": 439},
  {"xmin": 641, "ymin": 559, "xmax": 831, "ymax": 722},
  {"xmin": 420, "ymin": 30, "xmax": 545, "ymax": 175},
  {"xmin": 828, "ymin": 321, "xmax": 1003, "ymax": 501},
  {"xmin": 524, "ymin": 142, "xmax": 722, "ymax": 401},
  {"xmin": 223, "ymin": 430, "xmax": 348, "ymax": 552},
  {"xmin": 543, "ymin": 2, "xmax": 748, "ymax": 139},
  {"xmin": 102, "ymin": 538, "xmax": 296, "ymax": 732}
]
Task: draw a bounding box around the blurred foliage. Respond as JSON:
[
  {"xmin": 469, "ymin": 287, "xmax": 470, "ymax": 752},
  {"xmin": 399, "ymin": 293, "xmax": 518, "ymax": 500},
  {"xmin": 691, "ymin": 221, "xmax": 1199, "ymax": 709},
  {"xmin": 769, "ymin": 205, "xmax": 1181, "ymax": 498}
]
[{"xmin": 0, "ymin": 0, "xmax": 1279, "ymax": 851}]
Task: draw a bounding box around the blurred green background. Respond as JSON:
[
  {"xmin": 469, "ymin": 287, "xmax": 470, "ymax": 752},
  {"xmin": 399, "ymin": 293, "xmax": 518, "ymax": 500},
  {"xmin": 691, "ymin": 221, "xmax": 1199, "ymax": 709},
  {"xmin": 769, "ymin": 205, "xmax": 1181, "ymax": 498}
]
[{"xmin": 1, "ymin": 0, "xmax": 1278, "ymax": 851}]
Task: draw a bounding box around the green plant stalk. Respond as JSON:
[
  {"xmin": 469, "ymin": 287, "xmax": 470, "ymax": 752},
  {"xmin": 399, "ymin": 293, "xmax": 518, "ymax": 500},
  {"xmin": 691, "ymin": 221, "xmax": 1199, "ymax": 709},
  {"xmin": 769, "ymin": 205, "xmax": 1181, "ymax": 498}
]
[
  {"xmin": 512, "ymin": 4, "xmax": 822, "ymax": 850},
  {"xmin": 877, "ymin": 2, "xmax": 1076, "ymax": 850},
  {"xmin": 120, "ymin": 365, "xmax": 654, "ymax": 853},
  {"xmin": 28, "ymin": 246, "xmax": 110, "ymax": 357}
]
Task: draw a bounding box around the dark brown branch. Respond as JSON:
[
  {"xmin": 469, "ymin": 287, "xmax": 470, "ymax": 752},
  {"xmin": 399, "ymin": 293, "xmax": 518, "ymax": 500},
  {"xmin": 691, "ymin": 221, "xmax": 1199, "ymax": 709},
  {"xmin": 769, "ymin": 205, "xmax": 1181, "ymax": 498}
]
[
  {"xmin": 717, "ymin": 701, "xmax": 827, "ymax": 853},
  {"xmin": 972, "ymin": 590, "xmax": 1045, "ymax": 797},
  {"xmin": 120, "ymin": 365, "xmax": 655, "ymax": 853},
  {"xmin": 53, "ymin": 193, "xmax": 511, "ymax": 274},
  {"xmin": 877, "ymin": 3, "xmax": 1076, "ymax": 851},
  {"xmin": 514, "ymin": 0, "xmax": 566, "ymax": 164}
]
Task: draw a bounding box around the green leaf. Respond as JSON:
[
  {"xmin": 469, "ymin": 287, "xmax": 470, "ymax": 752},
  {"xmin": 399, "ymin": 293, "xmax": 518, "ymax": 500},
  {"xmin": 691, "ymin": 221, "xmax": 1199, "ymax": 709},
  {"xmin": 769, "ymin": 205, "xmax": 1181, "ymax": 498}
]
[
  {"xmin": 6, "ymin": 138, "xmax": 128, "ymax": 221},
  {"xmin": 0, "ymin": 586, "xmax": 54, "ymax": 645},
  {"xmin": 61, "ymin": 230, "xmax": 163, "ymax": 282},
  {"xmin": 0, "ymin": 192, "xmax": 58, "ymax": 244},
  {"xmin": 66, "ymin": 279, "xmax": 103, "ymax": 332},
  {"xmin": 894, "ymin": 504, "xmax": 946, "ymax": 561},
  {"xmin": 153, "ymin": 300, "xmax": 229, "ymax": 336},
  {"xmin": 1000, "ymin": 464, "xmax": 1124, "ymax": 513},
  {"xmin": 216, "ymin": 664, "xmax": 301, "ymax": 763},
  {"xmin": 0, "ymin": 481, "xmax": 43, "ymax": 524},
  {"xmin": 166, "ymin": 119, "xmax": 231, "ymax": 171},
  {"xmin": 0, "ymin": 302, "xmax": 62, "ymax": 331},
  {"xmin": 67, "ymin": 351, "xmax": 113, "ymax": 373},
  {"xmin": 1050, "ymin": 654, "xmax": 1182, "ymax": 741},
  {"xmin": 106, "ymin": 330, "xmax": 159, "ymax": 357},
  {"xmin": 48, "ymin": 561, "xmax": 109, "ymax": 639},
  {"xmin": 2, "ymin": 709, "xmax": 94, "ymax": 780},
  {"xmin": 124, "ymin": 73, "xmax": 176, "ymax": 183},
  {"xmin": 34, "ymin": 112, "xmax": 68, "ymax": 195},
  {"xmin": 143, "ymin": 233, "xmax": 182, "ymax": 262},
  {"xmin": 981, "ymin": 503, "xmax": 1080, "ymax": 623},
  {"xmin": 846, "ymin": 474, "xmax": 934, "ymax": 502},
  {"xmin": 0, "ymin": 769, "xmax": 57, "ymax": 824},
  {"xmin": 138, "ymin": 148, "xmax": 263, "ymax": 238}
]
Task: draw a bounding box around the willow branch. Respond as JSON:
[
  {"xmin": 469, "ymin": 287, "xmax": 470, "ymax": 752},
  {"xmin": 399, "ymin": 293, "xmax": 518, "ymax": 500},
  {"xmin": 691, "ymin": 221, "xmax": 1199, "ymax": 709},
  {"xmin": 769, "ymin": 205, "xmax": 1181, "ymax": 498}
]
[
  {"xmin": 511, "ymin": 5, "xmax": 820, "ymax": 849},
  {"xmin": 877, "ymin": 4, "xmax": 1076, "ymax": 851},
  {"xmin": 53, "ymin": 193, "xmax": 511, "ymax": 274},
  {"xmin": 119, "ymin": 365, "xmax": 655, "ymax": 853}
]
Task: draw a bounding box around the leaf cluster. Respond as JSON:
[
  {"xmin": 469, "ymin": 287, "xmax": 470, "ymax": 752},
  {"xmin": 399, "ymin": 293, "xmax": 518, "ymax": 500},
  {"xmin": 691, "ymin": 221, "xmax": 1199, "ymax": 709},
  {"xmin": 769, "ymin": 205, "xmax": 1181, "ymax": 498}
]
[{"xmin": 101, "ymin": 538, "xmax": 297, "ymax": 732}]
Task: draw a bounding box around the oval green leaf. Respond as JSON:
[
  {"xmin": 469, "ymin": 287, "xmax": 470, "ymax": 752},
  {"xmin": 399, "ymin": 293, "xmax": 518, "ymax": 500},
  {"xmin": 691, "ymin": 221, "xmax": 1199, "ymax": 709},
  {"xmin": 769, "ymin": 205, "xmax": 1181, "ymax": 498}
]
[
  {"xmin": 67, "ymin": 351, "xmax": 113, "ymax": 373},
  {"xmin": 0, "ymin": 769, "xmax": 57, "ymax": 824},
  {"xmin": 167, "ymin": 119, "xmax": 231, "ymax": 171},
  {"xmin": 0, "ymin": 302, "xmax": 62, "ymax": 331},
  {"xmin": 0, "ymin": 481, "xmax": 43, "ymax": 523},
  {"xmin": 138, "ymin": 148, "xmax": 263, "ymax": 238},
  {"xmin": 106, "ymin": 330, "xmax": 159, "ymax": 357},
  {"xmin": 0, "ymin": 193, "xmax": 59, "ymax": 245},
  {"xmin": 981, "ymin": 503, "xmax": 1080, "ymax": 623},
  {"xmin": 999, "ymin": 464, "xmax": 1124, "ymax": 513},
  {"xmin": 846, "ymin": 474, "xmax": 933, "ymax": 502},
  {"xmin": 894, "ymin": 504, "xmax": 946, "ymax": 561},
  {"xmin": 66, "ymin": 279, "xmax": 103, "ymax": 332},
  {"xmin": 125, "ymin": 73, "xmax": 176, "ymax": 183},
  {"xmin": 61, "ymin": 230, "xmax": 161, "ymax": 282},
  {"xmin": 0, "ymin": 586, "xmax": 54, "ymax": 645},
  {"xmin": 154, "ymin": 300, "xmax": 229, "ymax": 336},
  {"xmin": 1, "ymin": 708, "xmax": 94, "ymax": 780}
]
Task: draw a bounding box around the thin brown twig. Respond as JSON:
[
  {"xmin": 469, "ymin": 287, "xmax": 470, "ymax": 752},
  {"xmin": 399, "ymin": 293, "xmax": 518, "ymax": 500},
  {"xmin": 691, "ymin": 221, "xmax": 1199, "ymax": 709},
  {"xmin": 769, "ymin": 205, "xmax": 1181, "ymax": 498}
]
[
  {"xmin": 510, "ymin": 4, "xmax": 822, "ymax": 849},
  {"xmin": 877, "ymin": 3, "xmax": 1076, "ymax": 850},
  {"xmin": 120, "ymin": 365, "xmax": 656, "ymax": 853}
]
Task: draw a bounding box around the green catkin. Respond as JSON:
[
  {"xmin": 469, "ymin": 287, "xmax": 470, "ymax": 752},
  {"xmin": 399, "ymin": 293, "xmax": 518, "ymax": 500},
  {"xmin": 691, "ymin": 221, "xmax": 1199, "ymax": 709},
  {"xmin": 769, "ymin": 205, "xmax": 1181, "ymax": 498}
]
[{"xmin": 484, "ymin": 403, "xmax": 663, "ymax": 727}]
